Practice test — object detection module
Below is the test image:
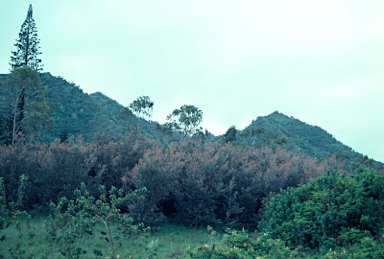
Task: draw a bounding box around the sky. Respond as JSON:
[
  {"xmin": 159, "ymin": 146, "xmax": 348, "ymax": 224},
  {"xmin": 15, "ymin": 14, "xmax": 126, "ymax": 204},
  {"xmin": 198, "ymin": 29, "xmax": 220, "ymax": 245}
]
[{"xmin": 1, "ymin": 1, "xmax": 383, "ymax": 162}]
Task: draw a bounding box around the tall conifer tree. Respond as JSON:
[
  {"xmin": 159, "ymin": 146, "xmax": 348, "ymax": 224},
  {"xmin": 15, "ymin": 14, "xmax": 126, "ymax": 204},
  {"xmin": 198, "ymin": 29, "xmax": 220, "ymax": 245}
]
[
  {"xmin": 2, "ymin": 67, "xmax": 52, "ymax": 145},
  {"xmin": 3, "ymin": 5, "xmax": 47, "ymax": 144},
  {"xmin": 10, "ymin": 4, "xmax": 42, "ymax": 71}
]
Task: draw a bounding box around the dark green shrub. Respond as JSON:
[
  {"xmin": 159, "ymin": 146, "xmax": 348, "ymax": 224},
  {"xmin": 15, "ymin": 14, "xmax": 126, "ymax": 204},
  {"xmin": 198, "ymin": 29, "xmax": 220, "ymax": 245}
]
[
  {"xmin": 320, "ymin": 235, "xmax": 384, "ymax": 258},
  {"xmin": 185, "ymin": 228, "xmax": 302, "ymax": 258},
  {"xmin": 258, "ymin": 170, "xmax": 384, "ymax": 252}
]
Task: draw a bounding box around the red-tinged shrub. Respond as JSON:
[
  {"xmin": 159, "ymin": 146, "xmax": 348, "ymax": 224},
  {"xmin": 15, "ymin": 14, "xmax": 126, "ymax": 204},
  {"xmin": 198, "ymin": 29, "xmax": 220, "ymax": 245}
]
[
  {"xmin": 30, "ymin": 138, "xmax": 93, "ymax": 207},
  {"xmin": 0, "ymin": 132, "xmax": 153, "ymax": 210},
  {"xmin": 0, "ymin": 134, "xmax": 344, "ymax": 224},
  {"xmin": 126, "ymin": 141, "xmax": 181, "ymax": 226},
  {"xmin": 127, "ymin": 140, "xmax": 340, "ymax": 228},
  {"xmin": 87, "ymin": 132, "xmax": 153, "ymax": 194}
]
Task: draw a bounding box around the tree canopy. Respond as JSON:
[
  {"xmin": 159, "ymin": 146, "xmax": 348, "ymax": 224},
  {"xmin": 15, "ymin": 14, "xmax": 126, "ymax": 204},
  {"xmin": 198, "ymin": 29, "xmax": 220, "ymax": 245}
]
[
  {"xmin": 166, "ymin": 105, "xmax": 203, "ymax": 136},
  {"xmin": 129, "ymin": 96, "xmax": 154, "ymax": 121}
]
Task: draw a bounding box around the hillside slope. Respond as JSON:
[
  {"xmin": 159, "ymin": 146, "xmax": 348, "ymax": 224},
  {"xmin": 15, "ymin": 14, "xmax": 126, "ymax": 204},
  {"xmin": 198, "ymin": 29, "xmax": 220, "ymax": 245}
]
[
  {"xmin": 41, "ymin": 73, "xmax": 119, "ymax": 140},
  {"xmin": 43, "ymin": 73, "xmax": 164, "ymax": 141},
  {"xmin": 237, "ymin": 111, "xmax": 384, "ymax": 170},
  {"xmin": 239, "ymin": 111, "xmax": 355, "ymax": 158},
  {"xmin": 1, "ymin": 72, "xmax": 382, "ymax": 169}
]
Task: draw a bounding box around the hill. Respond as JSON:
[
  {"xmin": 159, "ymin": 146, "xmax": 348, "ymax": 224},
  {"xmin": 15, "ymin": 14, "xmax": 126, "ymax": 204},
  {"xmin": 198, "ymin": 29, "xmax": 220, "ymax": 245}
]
[
  {"xmin": 0, "ymin": 72, "xmax": 162, "ymax": 141},
  {"xmin": 41, "ymin": 73, "xmax": 110, "ymax": 140},
  {"xmin": 41, "ymin": 73, "xmax": 160, "ymax": 141},
  {"xmin": 1, "ymin": 72, "xmax": 382, "ymax": 169},
  {"xmin": 237, "ymin": 111, "xmax": 383, "ymax": 170},
  {"xmin": 239, "ymin": 111, "xmax": 355, "ymax": 158}
]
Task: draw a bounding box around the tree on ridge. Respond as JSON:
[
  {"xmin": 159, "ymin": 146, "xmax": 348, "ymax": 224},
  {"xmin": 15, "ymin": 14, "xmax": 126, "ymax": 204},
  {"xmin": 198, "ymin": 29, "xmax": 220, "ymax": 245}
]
[
  {"xmin": 129, "ymin": 96, "xmax": 154, "ymax": 133},
  {"xmin": 10, "ymin": 4, "xmax": 43, "ymax": 71},
  {"xmin": 166, "ymin": 104, "xmax": 203, "ymax": 137}
]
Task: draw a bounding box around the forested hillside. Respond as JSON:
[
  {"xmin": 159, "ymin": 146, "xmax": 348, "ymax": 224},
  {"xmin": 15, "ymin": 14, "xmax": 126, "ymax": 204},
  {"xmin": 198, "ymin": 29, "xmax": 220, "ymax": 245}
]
[
  {"xmin": 42, "ymin": 73, "xmax": 163, "ymax": 141},
  {"xmin": 0, "ymin": 72, "xmax": 161, "ymax": 142},
  {"xmin": 43, "ymin": 73, "xmax": 111, "ymax": 140},
  {"xmin": 240, "ymin": 111, "xmax": 354, "ymax": 157},
  {"xmin": 1, "ymin": 72, "xmax": 382, "ymax": 171},
  {"xmin": 238, "ymin": 111, "xmax": 383, "ymax": 171}
]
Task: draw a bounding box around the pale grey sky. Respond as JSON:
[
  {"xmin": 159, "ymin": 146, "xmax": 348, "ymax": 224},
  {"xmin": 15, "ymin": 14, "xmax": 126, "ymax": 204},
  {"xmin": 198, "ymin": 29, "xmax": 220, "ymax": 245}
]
[{"xmin": 1, "ymin": 1, "xmax": 383, "ymax": 162}]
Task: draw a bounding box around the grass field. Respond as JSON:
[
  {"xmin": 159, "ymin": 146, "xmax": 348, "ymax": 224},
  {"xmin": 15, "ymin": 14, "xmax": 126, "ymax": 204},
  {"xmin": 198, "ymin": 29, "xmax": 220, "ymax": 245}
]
[
  {"xmin": 0, "ymin": 214, "xmax": 211, "ymax": 258},
  {"xmin": 146, "ymin": 223, "xmax": 211, "ymax": 258}
]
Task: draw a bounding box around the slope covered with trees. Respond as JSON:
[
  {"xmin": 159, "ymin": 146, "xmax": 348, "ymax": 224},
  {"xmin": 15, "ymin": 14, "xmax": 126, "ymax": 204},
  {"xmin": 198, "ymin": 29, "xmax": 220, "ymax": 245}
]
[
  {"xmin": 237, "ymin": 111, "xmax": 383, "ymax": 171},
  {"xmin": 240, "ymin": 111, "xmax": 354, "ymax": 157},
  {"xmin": 2, "ymin": 72, "xmax": 382, "ymax": 170},
  {"xmin": 42, "ymin": 73, "xmax": 119, "ymax": 141},
  {"xmin": 19, "ymin": 73, "xmax": 158, "ymax": 141},
  {"xmin": 2, "ymin": 71, "xmax": 382, "ymax": 173}
]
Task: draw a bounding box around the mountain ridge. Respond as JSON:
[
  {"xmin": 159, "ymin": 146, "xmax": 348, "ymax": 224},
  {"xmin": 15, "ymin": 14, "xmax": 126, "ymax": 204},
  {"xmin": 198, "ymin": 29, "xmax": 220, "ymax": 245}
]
[
  {"xmin": 0, "ymin": 72, "xmax": 382, "ymax": 167},
  {"xmin": 41, "ymin": 72, "xmax": 160, "ymax": 141},
  {"xmin": 242, "ymin": 111, "xmax": 356, "ymax": 158}
]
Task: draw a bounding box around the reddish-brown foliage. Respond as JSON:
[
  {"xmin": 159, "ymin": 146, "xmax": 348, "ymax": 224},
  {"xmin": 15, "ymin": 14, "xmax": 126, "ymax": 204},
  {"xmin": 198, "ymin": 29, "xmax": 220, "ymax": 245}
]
[
  {"xmin": 127, "ymin": 140, "xmax": 342, "ymax": 228},
  {"xmin": 0, "ymin": 134, "xmax": 345, "ymax": 227}
]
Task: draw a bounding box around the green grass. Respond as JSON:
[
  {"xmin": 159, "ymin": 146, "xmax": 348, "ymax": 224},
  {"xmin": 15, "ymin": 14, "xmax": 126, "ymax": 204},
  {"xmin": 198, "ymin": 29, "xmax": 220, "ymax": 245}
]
[
  {"xmin": 0, "ymin": 215, "xmax": 210, "ymax": 258},
  {"xmin": 147, "ymin": 223, "xmax": 210, "ymax": 258}
]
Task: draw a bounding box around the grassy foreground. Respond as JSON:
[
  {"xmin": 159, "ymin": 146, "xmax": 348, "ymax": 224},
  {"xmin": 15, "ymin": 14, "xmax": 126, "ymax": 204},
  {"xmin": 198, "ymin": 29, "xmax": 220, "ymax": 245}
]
[{"xmin": 0, "ymin": 215, "xmax": 210, "ymax": 258}]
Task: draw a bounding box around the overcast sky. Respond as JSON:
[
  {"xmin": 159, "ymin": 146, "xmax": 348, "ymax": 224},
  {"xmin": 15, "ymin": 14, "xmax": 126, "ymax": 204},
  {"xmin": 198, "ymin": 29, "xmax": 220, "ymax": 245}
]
[{"xmin": 1, "ymin": 1, "xmax": 383, "ymax": 162}]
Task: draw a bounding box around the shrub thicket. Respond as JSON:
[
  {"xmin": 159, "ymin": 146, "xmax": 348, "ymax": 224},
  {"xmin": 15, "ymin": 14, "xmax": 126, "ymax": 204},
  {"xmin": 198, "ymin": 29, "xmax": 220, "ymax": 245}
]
[
  {"xmin": 0, "ymin": 132, "xmax": 151, "ymax": 210},
  {"xmin": 186, "ymin": 170, "xmax": 384, "ymax": 258},
  {"xmin": 185, "ymin": 228, "xmax": 384, "ymax": 258},
  {"xmin": 127, "ymin": 140, "xmax": 338, "ymax": 228},
  {"xmin": 258, "ymin": 170, "xmax": 384, "ymax": 253},
  {"xmin": 185, "ymin": 229, "xmax": 300, "ymax": 259},
  {"xmin": 1, "ymin": 134, "xmax": 343, "ymax": 228}
]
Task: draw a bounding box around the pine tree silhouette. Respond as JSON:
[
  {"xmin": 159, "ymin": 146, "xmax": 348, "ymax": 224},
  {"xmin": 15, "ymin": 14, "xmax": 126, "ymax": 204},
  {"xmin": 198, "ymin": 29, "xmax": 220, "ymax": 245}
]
[{"xmin": 10, "ymin": 4, "xmax": 43, "ymax": 71}]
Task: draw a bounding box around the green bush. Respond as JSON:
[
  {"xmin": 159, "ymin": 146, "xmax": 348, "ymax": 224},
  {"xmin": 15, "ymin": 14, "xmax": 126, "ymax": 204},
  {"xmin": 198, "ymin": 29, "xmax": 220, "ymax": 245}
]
[
  {"xmin": 46, "ymin": 183, "xmax": 149, "ymax": 258},
  {"xmin": 184, "ymin": 228, "xmax": 302, "ymax": 258},
  {"xmin": 258, "ymin": 170, "xmax": 384, "ymax": 253},
  {"xmin": 320, "ymin": 236, "xmax": 384, "ymax": 258},
  {"xmin": 185, "ymin": 231, "xmax": 384, "ymax": 258}
]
